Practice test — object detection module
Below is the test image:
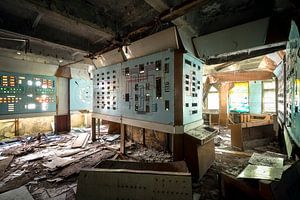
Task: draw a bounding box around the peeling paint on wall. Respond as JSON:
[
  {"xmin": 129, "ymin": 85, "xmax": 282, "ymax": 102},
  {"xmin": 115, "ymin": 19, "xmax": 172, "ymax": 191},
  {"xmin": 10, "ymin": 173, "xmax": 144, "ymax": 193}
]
[{"xmin": 0, "ymin": 120, "xmax": 15, "ymax": 139}]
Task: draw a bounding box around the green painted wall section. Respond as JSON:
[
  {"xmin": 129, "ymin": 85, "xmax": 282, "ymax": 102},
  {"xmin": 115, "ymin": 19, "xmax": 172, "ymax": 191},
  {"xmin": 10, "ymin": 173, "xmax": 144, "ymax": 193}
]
[{"xmin": 249, "ymin": 81, "xmax": 262, "ymax": 114}]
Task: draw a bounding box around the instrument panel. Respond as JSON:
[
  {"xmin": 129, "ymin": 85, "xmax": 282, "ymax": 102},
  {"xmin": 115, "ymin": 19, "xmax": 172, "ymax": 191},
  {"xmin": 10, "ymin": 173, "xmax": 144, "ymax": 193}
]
[
  {"xmin": 93, "ymin": 50, "xmax": 203, "ymax": 125},
  {"xmin": 0, "ymin": 72, "xmax": 56, "ymax": 115}
]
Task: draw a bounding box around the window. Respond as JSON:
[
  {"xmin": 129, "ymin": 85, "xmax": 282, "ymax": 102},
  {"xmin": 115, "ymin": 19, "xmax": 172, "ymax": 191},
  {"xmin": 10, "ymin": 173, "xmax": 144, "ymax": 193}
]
[
  {"xmin": 207, "ymin": 86, "xmax": 219, "ymax": 110},
  {"xmin": 229, "ymin": 82, "xmax": 249, "ymax": 113},
  {"xmin": 263, "ymin": 81, "xmax": 276, "ymax": 113}
]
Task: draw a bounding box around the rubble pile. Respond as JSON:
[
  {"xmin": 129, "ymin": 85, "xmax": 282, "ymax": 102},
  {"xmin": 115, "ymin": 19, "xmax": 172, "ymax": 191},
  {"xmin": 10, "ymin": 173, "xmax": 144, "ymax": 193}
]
[{"xmin": 0, "ymin": 127, "xmax": 173, "ymax": 199}]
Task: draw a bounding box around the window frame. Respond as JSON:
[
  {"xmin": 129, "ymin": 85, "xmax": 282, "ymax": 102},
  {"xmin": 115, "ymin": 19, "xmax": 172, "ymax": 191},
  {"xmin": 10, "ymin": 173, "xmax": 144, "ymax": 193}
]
[
  {"xmin": 262, "ymin": 80, "xmax": 276, "ymax": 113},
  {"xmin": 206, "ymin": 86, "xmax": 219, "ymax": 110}
]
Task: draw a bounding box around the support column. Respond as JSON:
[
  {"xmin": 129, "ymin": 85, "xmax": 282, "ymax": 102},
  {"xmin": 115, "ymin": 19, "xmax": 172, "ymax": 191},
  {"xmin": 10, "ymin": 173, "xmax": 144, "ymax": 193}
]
[
  {"xmin": 92, "ymin": 117, "xmax": 96, "ymax": 142},
  {"xmin": 54, "ymin": 66, "xmax": 71, "ymax": 133},
  {"xmin": 15, "ymin": 118, "xmax": 19, "ymax": 136},
  {"xmin": 120, "ymin": 123, "xmax": 125, "ymax": 154},
  {"xmin": 97, "ymin": 119, "xmax": 101, "ymax": 134},
  {"xmin": 142, "ymin": 128, "xmax": 146, "ymax": 147},
  {"xmin": 219, "ymin": 82, "xmax": 231, "ymax": 126},
  {"xmin": 172, "ymin": 133, "xmax": 184, "ymax": 161}
]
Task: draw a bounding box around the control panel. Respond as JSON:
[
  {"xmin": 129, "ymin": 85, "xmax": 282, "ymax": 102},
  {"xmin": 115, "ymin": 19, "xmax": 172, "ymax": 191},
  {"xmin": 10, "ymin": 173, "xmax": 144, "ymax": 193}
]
[
  {"xmin": 93, "ymin": 50, "xmax": 203, "ymax": 126},
  {"xmin": 182, "ymin": 53, "xmax": 203, "ymax": 124},
  {"xmin": 0, "ymin": 72, "xmax": 56, "ymax": 115},
  {"xmin": 276, "ymin": 61, "xmax": 285, "ymax": 126},
  {"xmin": 70, "ymin": 79, "xmax": 92, "ymax": 111},
  {"xmin": 93, "ymin": 63, "xmax": 121, "ymax": 116},
  {"xmin": 285, "ymin": 21, "xmax": 300, "ymax": 146}
]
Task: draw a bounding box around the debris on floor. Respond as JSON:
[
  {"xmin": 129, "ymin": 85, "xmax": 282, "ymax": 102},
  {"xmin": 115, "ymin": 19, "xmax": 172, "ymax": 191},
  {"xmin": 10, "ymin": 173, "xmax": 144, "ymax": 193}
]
[
  {"xmin": 0, "ymin": 127, "xmax": 174, "ymax": 199},
  {"xmin": 248, "ymin": 152, "xmax": 284, "ymax": 168},
  {"xmin": 71, "ymin": 133, "xmax": 90, "ymax": 148},
  {"xmin": 193, "ymin": 126, "xmax": 295, "ymax": 200},
  {"xmin": 0, "ymin": 128, "xmax": 117, "ymax": 198},
  {"xmin": 126, "ymin": 145, "xmax": 172, "ymax": 162},
  {"xmin": 0, "ymin": 125, "xmax": 296, "ymax": 200}
]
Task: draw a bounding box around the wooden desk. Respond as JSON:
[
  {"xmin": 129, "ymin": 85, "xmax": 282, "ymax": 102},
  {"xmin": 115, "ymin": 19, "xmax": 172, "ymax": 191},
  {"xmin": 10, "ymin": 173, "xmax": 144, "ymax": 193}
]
[{"xmin": 229, "ymin": 120, "xmax": 275, "ymax": 151}]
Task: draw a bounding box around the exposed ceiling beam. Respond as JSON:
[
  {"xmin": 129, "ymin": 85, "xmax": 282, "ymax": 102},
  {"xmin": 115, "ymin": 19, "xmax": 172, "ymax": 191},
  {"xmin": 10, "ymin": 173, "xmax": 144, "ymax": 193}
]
[
  {"xmin": 144, "ymin": 0, "xmax": 197, "ymax": 34},
  {"xmin": 127, "ymin": 0, "xmax": 210, "ymax": 40},
  {"xmin": 206, "ymin": 41, "xmax": 287, "ymax": 65},
  {"xmin": 258, "ymin": 56, "xmax": 277, "ymax": 71},
  {"xmin": 0, "ymin": 29, "xmax": 88, "ymax": 64},
  {"xmin": 159, "ymin": 0, "xmax": 211, "ymax": 22},
  {"xmin": 214, "ymin": 62, "xmax": 235, "ymax": 71},
  {"xmin": 211, "ymin": 70, "xmax": 274, "ymax": 82}
]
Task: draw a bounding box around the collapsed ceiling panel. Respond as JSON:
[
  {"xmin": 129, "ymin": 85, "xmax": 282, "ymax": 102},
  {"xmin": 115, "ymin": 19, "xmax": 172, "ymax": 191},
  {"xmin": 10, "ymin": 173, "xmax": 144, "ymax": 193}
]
[{"xmin": 193, "ymin": 18, "xmax": 270, "ymax": 58}]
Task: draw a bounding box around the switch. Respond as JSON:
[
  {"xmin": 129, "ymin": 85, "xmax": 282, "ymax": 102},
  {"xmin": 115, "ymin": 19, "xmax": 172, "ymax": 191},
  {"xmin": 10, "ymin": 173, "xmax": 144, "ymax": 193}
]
[
  {"xmin": 156, "ymin": 77, "xmax": 162, "ymax": 98},
  {"xmin": 165, "ymin": 100, "xmax": 169, "ymax": 111},
  {"xmin": 125, "ymin": 93, "xmax": 129, "ymax": 102},
  {"xmin": 165, "ymin": 82, "xmax": 170, "ymax": 92},
  {"xmin": 139, "ymin": 64, "xmax": 145, "ymax": 74},
  {"xmin": 125, "ymin": 67, "xmax": 130, "ymax": 76},
  {"xmin": 155, "ymin": 60, "xmax": 161, "ymax": 71},
  {"xmin": 164, "ymin": 63, "xmax": 169, "ymax": 73}
]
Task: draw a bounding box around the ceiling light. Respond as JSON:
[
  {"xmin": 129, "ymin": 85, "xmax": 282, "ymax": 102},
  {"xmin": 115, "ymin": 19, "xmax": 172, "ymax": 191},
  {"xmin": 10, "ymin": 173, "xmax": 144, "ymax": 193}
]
[
  {"xmin": 58, "ymin": 59, "xmax": 63, "ymax": 63},
  {"xmin": 16, "ymin": 51, "xmax": 21, "ymax": 55}
]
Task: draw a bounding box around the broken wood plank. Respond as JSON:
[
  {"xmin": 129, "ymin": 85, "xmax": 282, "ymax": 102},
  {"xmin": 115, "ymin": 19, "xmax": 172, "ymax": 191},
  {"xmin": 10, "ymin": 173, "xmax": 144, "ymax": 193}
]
[
  {"xmin": 56, "ymin": 149, "xmax": 85, "ymax": 157},
  {"xmin": 215, "ymin": 148, "xmax": 253, "ymax": 157},
  {"xmin": 57, "ymin": 150, "xmax": 115, "ymax": 178},
  {"xmin": 106, "ymin": 142, "xmax": 132, "ymax": 152},
  {"xmin": 42, "ymin": 157, "xmax": 74, "ymax": 170},
  {"xmin": 43, "ymin": 148, "xmax": 107, "ymax": 171},
  {"xmin": 0, "ymin": 156, "xmax": 13, "ymax": 178},
  {"xmin": 71, "ymin": 133, "xmax": 90, "ymax": 148}
]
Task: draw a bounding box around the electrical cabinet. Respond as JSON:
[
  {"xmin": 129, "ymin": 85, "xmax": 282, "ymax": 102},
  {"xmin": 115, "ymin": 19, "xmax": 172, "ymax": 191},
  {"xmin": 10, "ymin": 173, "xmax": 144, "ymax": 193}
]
[
  {"xmin": 275, "ymin": 61, "xmax": 285, "ymax": 127},
  {"xmin": 285, "ymin": 21, "xmax": 300, "ymax": 147},
  {"xmin": 70, "ymin": 79, "xmax": 92, "ymax": 111},
  {"xmin": 93, "ymin": 49, "xmax": 203, "ymax": 126},
  {"xmin": 0, "ymin": 71, "xmax": 56, "ymax": 115}
]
